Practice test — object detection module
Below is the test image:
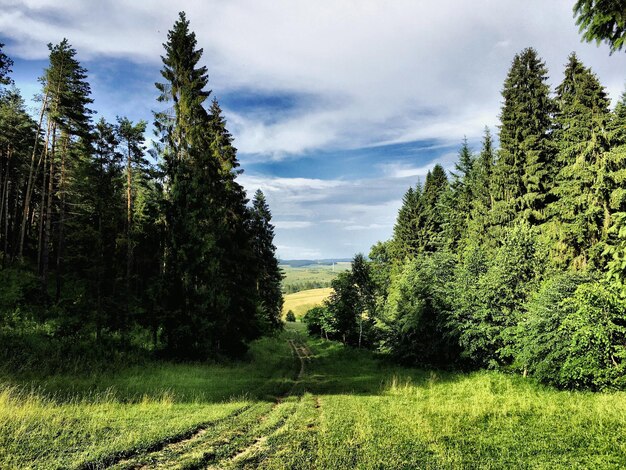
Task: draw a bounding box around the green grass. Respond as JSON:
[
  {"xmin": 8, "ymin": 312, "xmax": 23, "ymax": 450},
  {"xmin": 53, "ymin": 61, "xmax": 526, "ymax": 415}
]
[
  {"xmin": 0, "ymin": 335, "xmax": 299, "ymax": 469},
  {"xmin": 3, "ymin": 326, "xmax": 626, "ymax": 468},
  {"xmin": 282, "ymin": 287, "xmax": 333, "ymax": 320}
]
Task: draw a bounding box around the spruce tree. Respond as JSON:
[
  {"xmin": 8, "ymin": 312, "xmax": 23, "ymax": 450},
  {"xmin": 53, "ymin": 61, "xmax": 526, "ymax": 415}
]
[
  {"xmin": 422, "ymin": 164, "xmax": 448, "ymax": 251},
  {"xmin": 155, "ymin": 12, "xmax": 260, "ymax": 356},
  {"xmin": 604, "ymin": 90, "xmax": 626, "ymax": 292},
  {"xmin": 250, "ymin": 189, "xmax": 283, "ymax": 332},
  {"xmin": 155, "ymin": 12, "xmax": 210, "ymax": 160},
  {"xmin": 549, "ymin": 53, "xmax": 611, "ymax": 268},
  {"xmin": 492, "ymin": 48, "xmax": 554, "ymax": 228},
  {"xmin": 442, "ymin": 139, "xmax": 474, "ymax": 249},
  {"xmin": 574, "ymin": 0, "xmax": 626, "ymax": 53},
  {"xmin": 392, "ymin": 184, "xmax": 425, "ymax": 260}
]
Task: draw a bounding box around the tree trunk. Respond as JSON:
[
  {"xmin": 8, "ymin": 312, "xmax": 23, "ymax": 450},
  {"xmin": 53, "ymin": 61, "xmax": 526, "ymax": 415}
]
[
  {"xmin": 55, "ymin": 135, "xmax": 69, "ymax": 302},
  {"xmin": 18, "ymin": 91, "xmax": 49, "ymax": 259},
  {"xmin": 124, "ymin": 138, "xmax": 133, "ymax": 342},
  {"xmin": 41, "ymin": 125, "xmax": 57, "ymax": 298},
  {"xmin": 37, "ymin": 139, "xmax": 50, "ymax": 274},
  {"xmin": 1, "ymin": 147, "xmax": 11, "ymax": 267}
]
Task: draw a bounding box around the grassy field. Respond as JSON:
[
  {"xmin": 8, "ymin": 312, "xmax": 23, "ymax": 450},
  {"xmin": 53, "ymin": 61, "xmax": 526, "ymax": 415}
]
[
  {"xmin": 3, "ymin": 324, "xmax": 626, "ymax": 468},
  {"xmin": 282, "ymin": 287, "xmax": 333, "ymax": 320},
  {"xmin": 281, "ymin": 263, "xmax": 350, "ymax": 293}
]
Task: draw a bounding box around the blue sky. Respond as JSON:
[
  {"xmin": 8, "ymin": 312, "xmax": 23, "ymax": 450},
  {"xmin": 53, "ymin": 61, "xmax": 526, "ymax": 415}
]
[{"xmin": 2, "ymin": 1, "xmax": 626, "ymax": 259}]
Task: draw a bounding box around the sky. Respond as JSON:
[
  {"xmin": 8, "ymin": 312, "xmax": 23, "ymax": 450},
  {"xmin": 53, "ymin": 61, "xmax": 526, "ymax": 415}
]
[{"xmin": 1, "ymin": 1, "xmax": 626, "ymax": 259}]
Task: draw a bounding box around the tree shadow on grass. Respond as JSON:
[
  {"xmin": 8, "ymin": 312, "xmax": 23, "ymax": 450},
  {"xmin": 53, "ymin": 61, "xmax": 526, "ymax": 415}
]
[
  {"xmin": 294, "ymin": 336, "xmax": 467, "ymax": 397},
  {"xmin": 0, "ymin": 328, "xmax": 468, "ymax": 405}
]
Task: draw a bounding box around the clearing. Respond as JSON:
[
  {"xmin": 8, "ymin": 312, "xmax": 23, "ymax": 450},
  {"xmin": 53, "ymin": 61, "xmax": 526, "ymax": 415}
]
[
  {"xmin": 281, "ymin": 263, "xmax": 350, "ymax": 294},
  {"xmin": 3, "ymin": 323, "xmax": 626, "ymax": 468},
  {"xmin": 282, "ymin": 287, "xmax": 333, "ymax": 320}
]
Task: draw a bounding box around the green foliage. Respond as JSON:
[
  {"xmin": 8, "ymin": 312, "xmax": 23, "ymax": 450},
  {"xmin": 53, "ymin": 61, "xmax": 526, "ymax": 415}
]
[
  {"xmin": 549, "ymin": 53, "xmax": 611, "ymax": 269},
  {"xmin": 378, "ymin": 251, "xmax": 458, "ymax": 367},
  {"xmin": 558, "ymin": 281, "xmax": 626, "ymax": 389},
  {"xmin": 492, "ymin": 48, "xmax": 554, "ymax": 227},
  {"xmin": 574, "ymin": 0, "xmax": 626, "ymax": 53},
  {"xmin": 303, "ymin": 305, "xmax": 335, "ymax": 338},
  {"xmin": 285, "ymin": 310, "xmax": 296, "ymax": 322},
  {"xmin": 251, "ymin": 189, "xmax": 284, "ymax": 333},
  {"xmin": 453, "ymin": 223, "xmax": 544, "ymax": 367},
  {"xmin": 511, "ymin": 271, "xmax": 594, "ymax": 384},
  {"xmin": 441, "ymin": 138, "xmax": 474, "ymax": 249},
  {"xmin": 325, "ymin": 271, "xmax": 360, "ymax": 344},
  {"xmin": 0, "ymin": 43, "xmax": 13, "ymax": 86}
]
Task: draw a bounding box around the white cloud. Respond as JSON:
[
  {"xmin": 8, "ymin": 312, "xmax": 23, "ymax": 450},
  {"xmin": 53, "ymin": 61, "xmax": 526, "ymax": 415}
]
[
  {"xmin": 238, "ymin": 170, "xmax": 438, "ymax": 258},
  {"xmin": 2, "ymin": 0, "xmax": 626, "ymax": 158},
  {"xmin": 3, "ymin": 1, "xmax": 626, "ymax": 257},
  {"xmin": 273, "ymin": 220, "xmax": 313, "ymax": 229},
  {"xmin": 380, "ymin": 152, "xmax": 458, "ymax": 178}
]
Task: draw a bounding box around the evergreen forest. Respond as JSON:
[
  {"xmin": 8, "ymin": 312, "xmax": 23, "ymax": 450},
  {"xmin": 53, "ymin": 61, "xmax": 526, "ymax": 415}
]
[
  {"xmin": 305, "ymin": 46, "xmax": 626, "ymax": 390},
  {"xmin": 0, "ymin": 12, "xmax": 283, "ymax": 364}
]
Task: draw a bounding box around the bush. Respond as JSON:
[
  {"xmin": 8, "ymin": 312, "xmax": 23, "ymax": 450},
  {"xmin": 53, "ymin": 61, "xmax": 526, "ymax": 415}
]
[
  {"xmin": 558, "ymin": 281, "xmax": 626, "ymax": 390},
  {"xmin": 285, "ymin": 310, "xmax": 296, "ymax": 322},
  {"xmin": 303, "ymin": 305, "xmax": 335, "ymax": 338},
  {"xmin": 511, "ymin": 272, "xmax": 594, "ymax": 383},
  {"xmin": 379, "ymin": 251, "xmax": 458, "ymax": 367},
  {"xmin": 451, "ymin": 223, "xmax": 544, "ymax": 368}
]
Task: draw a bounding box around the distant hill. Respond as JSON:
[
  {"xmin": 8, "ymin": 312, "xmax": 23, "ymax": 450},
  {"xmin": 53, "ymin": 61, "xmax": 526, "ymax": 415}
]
[{"xmin": 279, "ymin": 259, "xmax": 352, "ymax": 268}]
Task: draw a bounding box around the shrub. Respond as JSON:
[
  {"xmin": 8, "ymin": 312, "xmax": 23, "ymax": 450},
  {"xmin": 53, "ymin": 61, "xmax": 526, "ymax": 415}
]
[
  {"xmin": 379, "ymin": 251, "xmax": 458, "ymax": 367},
  {"xmin": 558, "ymin": 281, "xmax": 626, "ymax": 390},
  {"xmin": 303, "ymin": 306, "xmax": 335, "ymax": 338},
  {"xmin": 511, "ymin": 271, "xmax": 594, "ymax": 383},
  {"xmin": 285, "ymin": 310, "xmax": 296, "ymax": 322}
]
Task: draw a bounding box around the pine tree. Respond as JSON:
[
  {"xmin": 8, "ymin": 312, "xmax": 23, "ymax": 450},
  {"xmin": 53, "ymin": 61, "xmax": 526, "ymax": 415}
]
[
  {"xmin": 441, "ymin": 139, "xmax": 474, "ymax": 249},
  {"xmin": 549, "ymin": 53, "xmax": 611, "ymax": 268},
  {"xmin": 116, "ymin": 117, "xmax": 147, "ymax": 333},
  {"xmin": 492, "ymin": 48, "xmax": 554, "ymax": 228},
  {"xmin": 0, "ymin": 89, "xmax": 37, "ymax": 263},
  {"xmin": 36, "ymin": 39, "xmax": 93, "ymax": 298},
  {"xmin": 0, "ymin": 43, "xmax": 13, "ymax": 86},
  {"xmin": 422, "ymin": 164, "xmax": 448, "ymax": 251},
  {"xmin": 69, "ymin": 118, "xmax": 124, "ymax": 337},
  {"xmin": 250, "ymin": 189, "xmax": 283, "ymax": 332}
]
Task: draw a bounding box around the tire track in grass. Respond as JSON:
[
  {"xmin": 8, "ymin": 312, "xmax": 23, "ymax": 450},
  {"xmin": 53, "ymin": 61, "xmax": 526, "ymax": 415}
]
[
  {"xmin": 77, "ymin": 404, "xmax": 253, "ymax": 470},
  {"xmin": 102, "ymin": 338, "xmax": 310, "ymax": 470},
  {"xmin": 202, "ymin": 340, "xmax": 315, "ymax": 470}
]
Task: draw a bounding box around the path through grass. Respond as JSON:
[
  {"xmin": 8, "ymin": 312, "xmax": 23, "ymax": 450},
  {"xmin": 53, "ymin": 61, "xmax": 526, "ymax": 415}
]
[{"xmin": 3, "ymin": 324, "xmax": 626, "ymax": 468}]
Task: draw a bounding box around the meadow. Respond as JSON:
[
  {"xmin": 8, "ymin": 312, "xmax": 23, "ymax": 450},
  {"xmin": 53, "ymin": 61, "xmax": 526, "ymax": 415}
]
[
  {"xmin": 282, "ymin": 287, "xmax": 333, "ymax": 320},
  {"xmin": 2, "ymin": 323, "xmax": 626, "ymax": 468},
  {"xmin": 280, "ymin": 263, "xmax": 350, "ymax": 294}
]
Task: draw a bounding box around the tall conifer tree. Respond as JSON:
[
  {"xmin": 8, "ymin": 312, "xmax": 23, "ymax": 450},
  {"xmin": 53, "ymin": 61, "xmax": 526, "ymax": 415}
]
[
  {"xmin": 549, "ymin": 54, "xmax": 611, "ymax": 267},
  {"xmin": 250, "ymin": 189, "xmax": 283, "ymax": 331},
  {"xmin": 492, "ymin": 48, "xmax": 554, "ymax": 228}
]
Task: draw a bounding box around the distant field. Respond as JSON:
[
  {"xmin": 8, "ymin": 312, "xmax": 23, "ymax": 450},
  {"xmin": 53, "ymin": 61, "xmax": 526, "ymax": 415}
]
[
  {"xmin": 281, "ymin": 262, "xmax": 350, "ymax": 294},
  {"xmin": 283, "ymin": 287, "xmax": 333, "ymax": 319}
]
